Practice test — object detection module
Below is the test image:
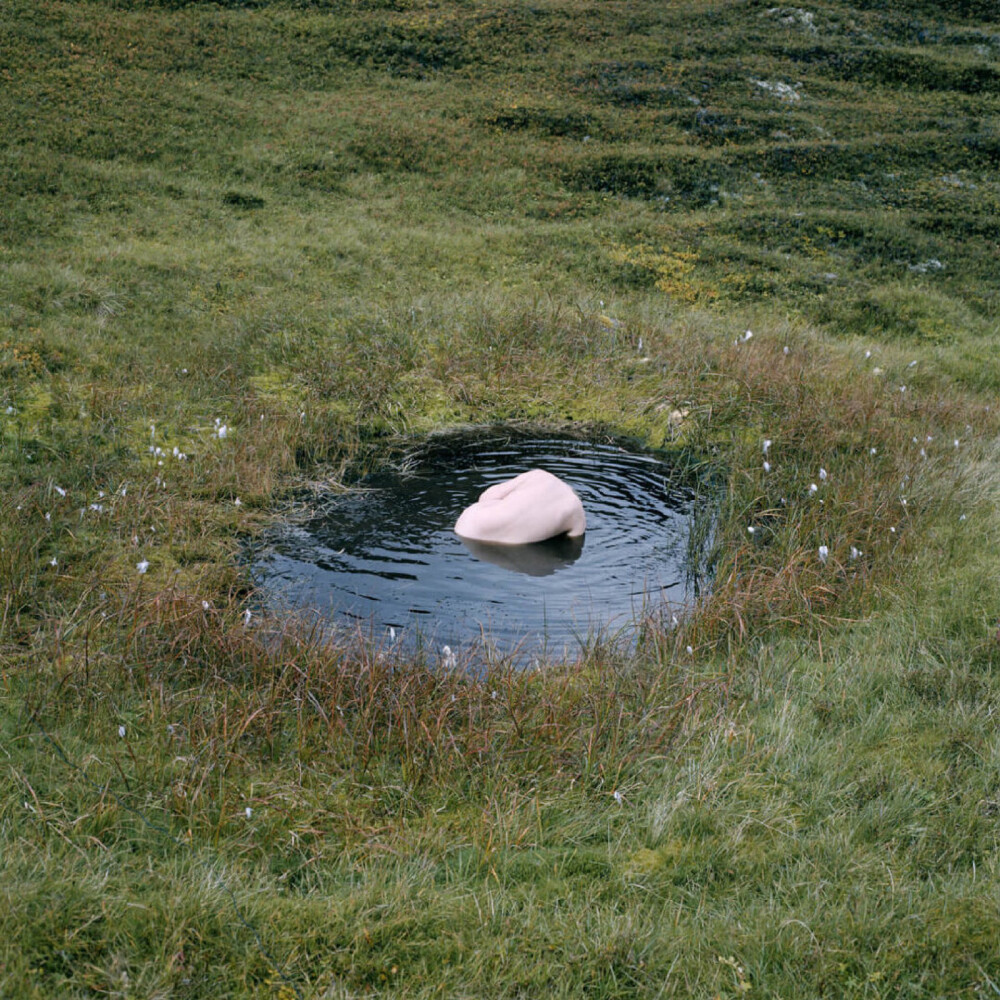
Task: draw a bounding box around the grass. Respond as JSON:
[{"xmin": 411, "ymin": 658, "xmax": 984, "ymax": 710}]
[{"xmin": 3, "ymin": 0, "xmax": 1000, "ymax": 996}]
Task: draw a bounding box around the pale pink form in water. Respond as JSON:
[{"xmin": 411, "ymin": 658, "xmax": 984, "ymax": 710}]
[{"xmin": 454, "ymin": 469, "xmax": 586, "ymax": 545}]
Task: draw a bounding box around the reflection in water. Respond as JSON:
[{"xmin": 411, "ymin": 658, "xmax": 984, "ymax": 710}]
[
  {"xmin": 253, "ymin": 429, "xmax": 714, "ymax": 656},
  {"xmin": 459, "ymin": 533, "xmax": 585, "ymax": 577}
]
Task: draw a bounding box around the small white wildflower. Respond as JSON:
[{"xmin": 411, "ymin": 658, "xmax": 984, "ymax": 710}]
[
  {"xmin": 809, "ymin": 483, "xmax": 818, "ymax": 494},
  {"xmin": 613, "ymin": 790, "xmax": 624, "ymax": 805},
  {"xmin": 118, "ymin": 725, "xmax": 126, "ymax": 738},
  {"xmin": 299, "ymin": 411, "xmax": 306, "ymax": 420},
  {"xmin": 919, "ymin": 448, "xmax": 926, "ymax": 458},
  {"xmin": 45, "ymin": 512, "xmax": 51, "ymax": 521},
  {"xmin": 245, "ymin": 806, "xmax": 253, "ymax": 819},
  {"xmin": 136, "ymin": 559, "xmax": 149, "ymax": 574},
  {"xmin": 850, "ymin": 546, "xmax": 861, "ymax": 561},
  {"xmin": 234, "ymin": 497, "xmax": 241, "ymax": 507},
  {"xmin": 54, "ymin": 485, "xmax": 66, "ymax": 497},
  {"xmin": 954, "ymin": 439, "xmax": 960, "ymax": 448},
  {"xmin": 908, "ymin": 360, "xmax": 918, "ymax": 368},
  {"xmin": 389, "ymin": 626, "xmax": 396, "ymax": 642},
  {"xmin": 172, "ymin": 446, "xmax": 179, "ymax": 457},
  {"xmin": 89, "ymin": 503, "xmax": 103, "ymax": 512},
  {"xmin": 686, "ymin": 645, "xmax": 693, "ymax": 655},
  {"xmin": 926, "ymin": 435, "xmax": 933, "ymax": 442},
  {"xmin": 763, "ymin": 439, "xmax": 772, "ymax": 454},
  {"xmin": 864, "ymin": 350, "xmax": 872, "ymax": 359},
  {"xmin": 819, "ymin": 467, "xmax": 827, "ymax": 481},
  {"xmin": 783, "ymin": 345, "xmax": 790, "ymax": 355},
  {"xmin": 912, "ymin": 436, "xmax": 919, "ymax": 444},
  {"xmin": 763, "ymin": 461, "xmax": 771, "ymax": 472},
  {"xmin": 202, "ymin": 600, "xmax": 210, "ymax": 610},
  {"xmin": 747, "ymin": 526, "xmax": 755, "ymax": 535},
  {"xmin": 870, "ymin": 447, "xmax": 877, "ymax": 455},
  {"xmin": 900, "ymin": 385, "xmax": 907, "ymax": 393},
  {"xmin": 216, "ymin": 425, "xmax": 228, "ymax": 439},
  {"xmin": 818, "ymin": 545, "xmax": 829, "ymax": 564},
  {"xmin": 5, "ymin": 406, "xmax": 14, "ymax": 415},
  {"xmin": 959, "ymin": 514, "xmax": 967, "ymax": 522},
  {"xmin": 873, "ymin": 367, "xmax": 883, "ymax": 375},
  {"xmin": 243, "ymin": 608, "xmax": 252, "ymax": 627},
  {"xmin": 49, "ymin": 556, "xmax": 57, "ymax": 567},
  {"xmin": 743, "ymin": 329, "xmax": 753, "ymax": 342},
  {"xmin": 901, "ymin": 497, "xmax": 908, "ymax": 507},
  {"xmin": 890, "ymin": 526, "xmax": 897, "ymax": 534}
]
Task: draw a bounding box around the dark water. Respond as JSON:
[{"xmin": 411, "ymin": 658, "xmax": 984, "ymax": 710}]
[{"xmin": 252, "ymin": 430, "xmax": 712, "ymax": 658}]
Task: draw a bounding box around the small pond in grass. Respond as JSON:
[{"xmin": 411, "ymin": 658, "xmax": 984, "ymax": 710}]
[{"xmin": 251, "ymin": 428, "xmax": 716, "ymax": 659}]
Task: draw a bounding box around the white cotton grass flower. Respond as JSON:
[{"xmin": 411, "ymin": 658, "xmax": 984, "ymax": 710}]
[
  {"xmin": 202, "ymin": 600, "xmax": 210, "ymax": 611},
  {"xmin": 819, "ymin": 467, "xmax": 827, "ymax": 481},
  {"xmin": 245, "ymin": 806, "xmax": 253, "ymax": 820},
  {"xmin": 954, "ymin": 439, "xmax": 960, "ymax": 448},
  {"xmin": 809, "ymin": 483, "xmax": 818, "ymax": 495},
  {"xmin": 850, "ymin": 546, "xmax": 862, "ymax": 561},
  {"xmin": 747, "ymin": 526, "xmax": 755, "ymax": 535},
  {"xmin": 763, "ymin": 461, "xmax": 771, "ymax": 473},
  {"xmin": 864, "ymin": 350, "xmax": 872, "ymax": 359},
  {"xmin": 818, "ymin": 545, "xmax": 829, "ymax": 564},
  {"xmin": 243, "ymin": 608, "xmax": 252, "ymax": 627},
  {"xmin": 783, "ymin": 345, "xmax": 790, "ymax": 355},
  {"xmin": 763, "ymin": 439, "xmax": 772, "ymax": 455},
  {"xmin": 54, "ymin": 485, "xmax": 66, "ymax": 497},
  {"xmin": 136, "ymin": 559, "xmax": 150, "ymax": 574},
  {"xmin": 870, "ymin": 447, "xmax": 877, "ymax": 455},
  {"xmin": 118, "ymin": 725, "xmax": 126, "ymax": 738},
  {"xmin": 234, "ymin": 497, "xmax": 241, "ymax": 507},
  {"xmin": 441, "ymin": 645, "xmax": 457, "ymax": 669},
  {"xmin": 686, "ymin": 645, "xmax": 694, "ymax": 655},
  {"xmin": 49, "ymin": 556, "xmax": 58, "ymax": 567},
  {"xmin": 613, "ymin": 789, "xmax": 625, "ymax": 805}
]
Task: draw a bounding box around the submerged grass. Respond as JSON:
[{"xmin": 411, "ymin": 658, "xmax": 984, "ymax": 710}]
[{"xmin": 3, "ymin": 0, "xmax": 1000, "ymax": 995}]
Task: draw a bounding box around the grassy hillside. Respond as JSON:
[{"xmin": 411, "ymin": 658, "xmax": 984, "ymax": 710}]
[{"xmin": 3, "ymin": 0, "xmax": 1000, "ymax": 996}]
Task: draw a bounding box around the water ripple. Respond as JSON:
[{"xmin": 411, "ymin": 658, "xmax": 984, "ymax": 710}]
[{"xmin": 253, "ymin": 430, "xmax": 713, "ymax": 656}]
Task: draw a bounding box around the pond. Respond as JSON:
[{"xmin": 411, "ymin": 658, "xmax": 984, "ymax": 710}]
[{"xmin": 251, "ymin": 428, "xmax": 715, "ymax": 659}]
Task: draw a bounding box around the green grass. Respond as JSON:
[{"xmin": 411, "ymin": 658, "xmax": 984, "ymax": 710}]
[{"xmin": 3, "ymin": 0, "xmax": 1000, "ymax": 996}]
